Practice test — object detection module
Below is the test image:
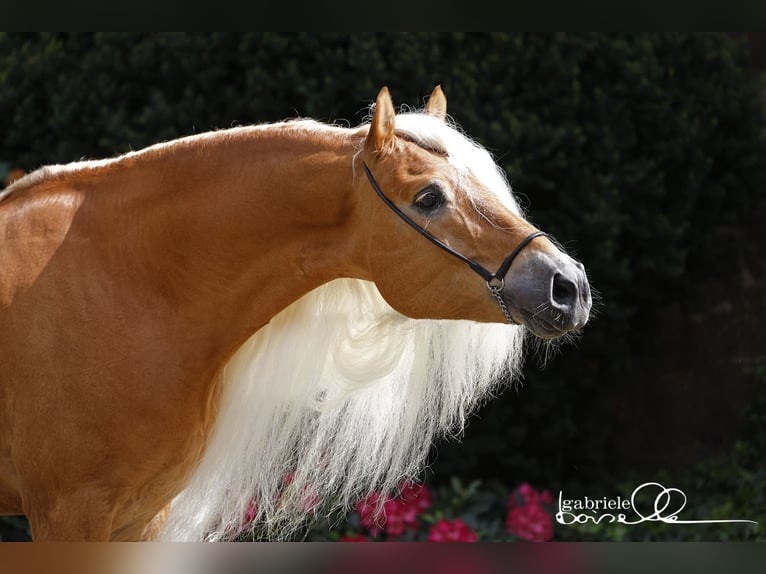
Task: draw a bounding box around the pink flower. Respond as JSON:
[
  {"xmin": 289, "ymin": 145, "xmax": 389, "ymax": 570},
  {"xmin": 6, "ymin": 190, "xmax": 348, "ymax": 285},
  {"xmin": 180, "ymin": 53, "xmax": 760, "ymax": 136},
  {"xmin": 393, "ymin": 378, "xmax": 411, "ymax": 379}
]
[
  {"xmin": 399, "ymin": 480, "xmax": 432, "ymax": 513},
  {"xmin": 355, "ymin": 482, "xmax": 431, "ymax": 538},
  {"xmin": 381, "ymin": 498, "xmax": 416, "ymax": 537},
  {"xmin": 505, "ymin": 502, "xmax": 554, "ymax": 541},
  {"xmin": 357, "ymin": 492, "xmax": 386, "ymax": 537},
  {"xmin": 356, "ymin": 495, "xmax": 418, "ymax": 537},
  {"xmin": 242, "ymin": 499, "xmax": 259, "ymax": 530},
  {"xmin": 426, "ymin": 518, "xmax": 478, "ymax": 542},
  {"xmin": 508, "ymin": 482, "xmax": 554, "ymax": 509},
  {"xmin": 280, "ymin": 472, "xmax": 320, "ymax": 513}
]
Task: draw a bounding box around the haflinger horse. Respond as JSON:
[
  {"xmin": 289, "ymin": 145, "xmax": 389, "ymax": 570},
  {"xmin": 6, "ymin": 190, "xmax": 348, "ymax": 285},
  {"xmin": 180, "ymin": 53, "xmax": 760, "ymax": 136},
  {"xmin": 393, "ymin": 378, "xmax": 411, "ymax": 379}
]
[{"xmin": 0, "ymin": 86, "xmax": 591, "ymax": 541}]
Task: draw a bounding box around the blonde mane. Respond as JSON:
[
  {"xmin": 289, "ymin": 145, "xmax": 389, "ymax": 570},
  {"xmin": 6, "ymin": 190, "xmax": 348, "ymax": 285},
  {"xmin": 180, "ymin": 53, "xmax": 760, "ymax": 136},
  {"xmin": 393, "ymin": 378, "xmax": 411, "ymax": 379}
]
[
  {"xmin": 161, "ymin": 112, "xmax": 529, "ymax": 541},
  {"xmin": 161, "ymin": 279, "xmax": 525, "ymax": 540}
]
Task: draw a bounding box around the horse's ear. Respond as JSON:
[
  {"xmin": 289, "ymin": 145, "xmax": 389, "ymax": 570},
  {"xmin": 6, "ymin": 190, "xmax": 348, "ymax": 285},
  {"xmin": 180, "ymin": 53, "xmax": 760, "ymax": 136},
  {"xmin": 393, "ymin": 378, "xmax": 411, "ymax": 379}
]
[
  {"xmin": 366, "ymin": 86, "xmax": 396, "ymax": 151},
  {"xmin": 425, "ymin": 85, "xmax": 447, "ymax": 122}
]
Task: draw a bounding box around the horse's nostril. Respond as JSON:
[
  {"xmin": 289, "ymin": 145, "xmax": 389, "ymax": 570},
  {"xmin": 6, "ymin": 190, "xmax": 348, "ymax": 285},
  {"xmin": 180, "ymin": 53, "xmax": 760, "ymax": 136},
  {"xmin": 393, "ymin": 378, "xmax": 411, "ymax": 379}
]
[{"xmin": 552, "ymin": 273, "xmax": 577, "ymax": 308}]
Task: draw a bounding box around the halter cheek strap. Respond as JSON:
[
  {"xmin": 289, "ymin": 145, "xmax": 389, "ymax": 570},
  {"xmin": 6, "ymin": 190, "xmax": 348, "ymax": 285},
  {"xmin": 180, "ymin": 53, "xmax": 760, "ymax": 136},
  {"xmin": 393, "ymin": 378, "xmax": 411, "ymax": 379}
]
[{"xmin": 362, "ymin": 161, "xmax": 552, "ymax": 324}]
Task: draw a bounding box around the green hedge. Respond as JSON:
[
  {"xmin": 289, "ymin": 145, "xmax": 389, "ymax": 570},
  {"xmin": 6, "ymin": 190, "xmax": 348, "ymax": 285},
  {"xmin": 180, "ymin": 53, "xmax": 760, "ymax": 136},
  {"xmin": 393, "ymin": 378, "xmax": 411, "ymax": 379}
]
[{"xmin": 1, "ymin": 33, "xmax": 764, "ymax": 506}]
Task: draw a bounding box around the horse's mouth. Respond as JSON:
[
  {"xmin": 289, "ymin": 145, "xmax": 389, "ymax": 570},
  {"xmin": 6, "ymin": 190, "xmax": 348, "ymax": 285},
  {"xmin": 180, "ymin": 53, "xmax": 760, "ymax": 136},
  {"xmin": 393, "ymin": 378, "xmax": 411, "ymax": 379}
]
[
  {"xmin": 511, "ymin": 307, "xmax": 578, "ymax": 340},
  {"xmin": 500, "ymin": 253, "xmax": 592, "ymax": 340}
]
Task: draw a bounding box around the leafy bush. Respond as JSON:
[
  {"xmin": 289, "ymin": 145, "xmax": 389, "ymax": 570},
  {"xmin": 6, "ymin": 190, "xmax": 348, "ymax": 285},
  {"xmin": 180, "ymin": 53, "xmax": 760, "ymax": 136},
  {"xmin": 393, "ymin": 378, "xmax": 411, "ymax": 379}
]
[
  {"xmin": 302, "ymin": 479, "xmax": 556, "ymax": 543},
  {"xmin": 305, "ymin": 368, "xmax": 764, "ymax": 542},
  {"xmin": 555, "ymin": 367, "xmax": 766, "ymax": 541},
  {"xmin": 302, "ymin": 370, "xmax": 764, "ymax": 543}
]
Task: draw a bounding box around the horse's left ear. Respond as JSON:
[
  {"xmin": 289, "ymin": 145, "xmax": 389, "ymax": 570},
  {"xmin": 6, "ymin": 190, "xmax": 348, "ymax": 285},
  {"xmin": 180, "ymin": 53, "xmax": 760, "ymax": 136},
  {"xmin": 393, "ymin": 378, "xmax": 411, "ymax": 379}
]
[
  {"xmin": 366, "ymin": 86, "xmax": 396, "ymax": 152},
  {"xmin": 425, "ymin": 85, "xmax": 447, "ymax": 122}
]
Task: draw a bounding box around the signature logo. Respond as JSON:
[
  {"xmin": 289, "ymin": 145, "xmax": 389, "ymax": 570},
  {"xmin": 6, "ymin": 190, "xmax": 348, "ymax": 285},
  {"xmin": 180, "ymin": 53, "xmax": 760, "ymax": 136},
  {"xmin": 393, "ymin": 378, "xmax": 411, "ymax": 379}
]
[{"xmin": 556, "ymin": 482, "xmax": 758, "ymax": 526}]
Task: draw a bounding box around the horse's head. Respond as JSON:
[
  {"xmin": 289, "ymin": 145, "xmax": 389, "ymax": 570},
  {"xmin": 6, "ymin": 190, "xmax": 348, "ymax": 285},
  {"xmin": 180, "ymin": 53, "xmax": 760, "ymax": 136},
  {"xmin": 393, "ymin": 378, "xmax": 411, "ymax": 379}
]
[{"xmin": 355, "ymin": 86, "xmax": 591, "ymax": 340}]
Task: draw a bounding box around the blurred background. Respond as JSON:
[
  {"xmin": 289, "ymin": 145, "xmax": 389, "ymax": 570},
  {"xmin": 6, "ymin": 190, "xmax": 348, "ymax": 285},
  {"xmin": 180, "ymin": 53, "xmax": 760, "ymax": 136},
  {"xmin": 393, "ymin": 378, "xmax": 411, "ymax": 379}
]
[{"xmin": 0, "ymin": 32, "xmax": 763, "ymax": 541}]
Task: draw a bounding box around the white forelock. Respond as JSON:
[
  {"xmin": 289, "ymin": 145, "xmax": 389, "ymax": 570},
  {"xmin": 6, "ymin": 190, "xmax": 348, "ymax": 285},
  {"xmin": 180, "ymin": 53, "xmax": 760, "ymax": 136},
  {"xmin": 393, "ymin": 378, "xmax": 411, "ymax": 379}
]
[{"xmin": 393, "ymin": 112, "xmax": 522, "ymax": 216}]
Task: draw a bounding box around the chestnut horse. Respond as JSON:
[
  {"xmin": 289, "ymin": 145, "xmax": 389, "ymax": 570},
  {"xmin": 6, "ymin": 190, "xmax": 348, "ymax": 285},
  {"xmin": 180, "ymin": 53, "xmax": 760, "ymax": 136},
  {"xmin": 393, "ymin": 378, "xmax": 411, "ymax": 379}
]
[{"xmin": 0, "ymin": 86, "xmax": 591, "ymax": 541}]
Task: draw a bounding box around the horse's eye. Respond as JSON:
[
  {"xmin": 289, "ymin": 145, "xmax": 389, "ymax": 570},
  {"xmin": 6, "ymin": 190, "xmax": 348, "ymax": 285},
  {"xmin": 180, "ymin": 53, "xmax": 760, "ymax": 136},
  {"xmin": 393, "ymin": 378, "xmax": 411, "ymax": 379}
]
[{"xmin": 414, "ymin": 187, "xmax": 445, "ymax": 212}]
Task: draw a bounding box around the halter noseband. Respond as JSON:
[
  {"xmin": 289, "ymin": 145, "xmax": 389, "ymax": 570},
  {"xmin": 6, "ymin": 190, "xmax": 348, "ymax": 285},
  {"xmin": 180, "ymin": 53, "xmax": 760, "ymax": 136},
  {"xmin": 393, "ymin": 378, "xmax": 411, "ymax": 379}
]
[{"xmin": 362, "ymin": 161, "xmax": 551, "ymax": 324}]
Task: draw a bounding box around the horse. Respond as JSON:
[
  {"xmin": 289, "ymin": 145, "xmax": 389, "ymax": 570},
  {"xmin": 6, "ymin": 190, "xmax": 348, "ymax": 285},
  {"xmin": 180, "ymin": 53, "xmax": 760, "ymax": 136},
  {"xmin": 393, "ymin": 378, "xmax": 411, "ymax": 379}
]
[
  {"xmin": 2, "ymin": 169, "xmax": 26, "ymax": 189},
  {"xmin": 0, "ymin": 86, "xmax": 591, "ymax": 541}
]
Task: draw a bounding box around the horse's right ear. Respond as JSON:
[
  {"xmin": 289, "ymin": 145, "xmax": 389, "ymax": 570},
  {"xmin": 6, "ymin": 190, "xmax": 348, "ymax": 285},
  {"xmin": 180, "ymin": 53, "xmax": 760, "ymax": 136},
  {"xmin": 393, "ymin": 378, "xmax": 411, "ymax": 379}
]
[
  {"xmin": 425, "ymin": 85, "xmax": 447, "ymax": 121},
  {"xmin": 366, "ymin": 87, "xmax": 396, "ymax": 152}
]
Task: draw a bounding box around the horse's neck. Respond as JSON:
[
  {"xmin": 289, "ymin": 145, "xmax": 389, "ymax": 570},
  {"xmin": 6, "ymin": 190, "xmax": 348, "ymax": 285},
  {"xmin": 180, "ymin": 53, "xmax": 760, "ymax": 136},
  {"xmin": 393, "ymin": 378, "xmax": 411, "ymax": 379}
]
[{"xmin": 91, "ymin": 125, "xmax": 366, "ymax": 361}]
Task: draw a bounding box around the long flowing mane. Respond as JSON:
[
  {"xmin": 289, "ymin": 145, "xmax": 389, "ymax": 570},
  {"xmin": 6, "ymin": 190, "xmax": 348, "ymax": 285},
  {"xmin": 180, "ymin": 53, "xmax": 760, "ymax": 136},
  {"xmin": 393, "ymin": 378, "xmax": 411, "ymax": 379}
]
[{"xmin": 160, "ymin": 112, "xmax": 528, "ymax": 541}]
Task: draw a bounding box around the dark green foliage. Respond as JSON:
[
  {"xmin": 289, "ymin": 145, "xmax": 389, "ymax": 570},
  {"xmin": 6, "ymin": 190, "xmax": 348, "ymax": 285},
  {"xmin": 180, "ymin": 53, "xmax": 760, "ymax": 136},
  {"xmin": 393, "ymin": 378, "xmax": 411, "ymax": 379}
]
[
  {"xmin": 553, "ymin": 369, "xmax": 766, "ymax": 541},
  {"xmin": 1, "ymin": 33, "xmax": 764, "ymax": 541}
]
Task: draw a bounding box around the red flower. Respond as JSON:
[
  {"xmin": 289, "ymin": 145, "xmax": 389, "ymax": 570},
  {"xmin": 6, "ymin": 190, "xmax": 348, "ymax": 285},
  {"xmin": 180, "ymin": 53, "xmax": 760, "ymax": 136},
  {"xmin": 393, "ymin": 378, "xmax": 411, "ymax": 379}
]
[
  {"xmin": 340, "ymin": 533, "xmax": 368, "ymax": 542},
  {"xmin": 508, "ymin": 482, "xmax": 554, "ymax": 508},
  {"xmin": 505, "ymin": 502, "xmax": 554, "ymax": 541},
  {"xmin": 426, "ymin": 518, "xmax": 478, "ymax": 542}
]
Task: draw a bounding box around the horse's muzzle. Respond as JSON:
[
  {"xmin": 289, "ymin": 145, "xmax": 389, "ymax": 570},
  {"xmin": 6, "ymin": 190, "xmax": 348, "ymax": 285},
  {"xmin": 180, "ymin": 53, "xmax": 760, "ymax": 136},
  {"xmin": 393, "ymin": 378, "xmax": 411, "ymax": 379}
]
[{"xmin": 502, "ymin": 249, "xmax": 592, "ymax": 339}]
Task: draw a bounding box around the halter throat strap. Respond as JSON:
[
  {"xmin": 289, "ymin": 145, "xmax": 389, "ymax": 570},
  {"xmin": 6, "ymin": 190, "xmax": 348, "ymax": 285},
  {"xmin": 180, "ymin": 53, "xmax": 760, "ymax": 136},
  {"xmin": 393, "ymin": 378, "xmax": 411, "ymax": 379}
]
[{"xmin": 362, "ymin": 161, "xmax": 550, "ymax": 292}]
